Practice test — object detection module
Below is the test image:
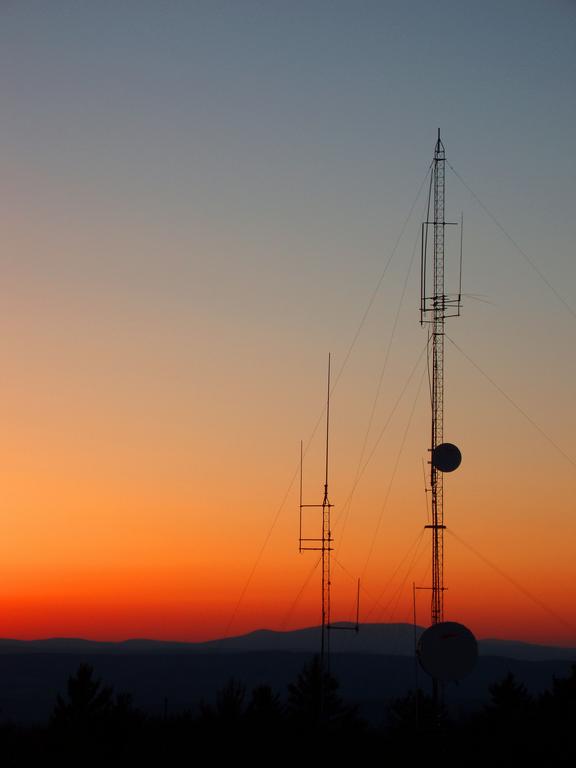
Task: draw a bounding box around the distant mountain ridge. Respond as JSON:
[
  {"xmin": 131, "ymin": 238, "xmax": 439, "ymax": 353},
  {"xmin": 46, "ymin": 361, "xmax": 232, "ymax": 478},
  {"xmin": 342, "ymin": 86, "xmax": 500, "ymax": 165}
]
[{"xmin": 1, "ymin": 623, "xmax": 574, "ymax": 662}]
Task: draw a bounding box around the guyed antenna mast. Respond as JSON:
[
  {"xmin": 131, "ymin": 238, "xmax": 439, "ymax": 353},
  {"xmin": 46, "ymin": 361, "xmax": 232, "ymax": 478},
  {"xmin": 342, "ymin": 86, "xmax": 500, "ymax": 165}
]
[
  {"xmin": 417, "ymin": 131, "xmax": 476, "ymax": 706},
  {"xmin": 299, "ymin": 354, "xmax": 359, "ymax": 673},
  {"xmin": 420, "ymin": 129, "xmax": 462, "ymax": 625}
]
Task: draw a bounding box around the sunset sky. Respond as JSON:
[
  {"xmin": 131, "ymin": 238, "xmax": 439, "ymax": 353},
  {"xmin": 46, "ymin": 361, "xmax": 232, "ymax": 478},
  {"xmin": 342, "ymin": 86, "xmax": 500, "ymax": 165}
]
[{"xmin": 0, "ymin": 1, "xmax": 574, "ymax": 646}]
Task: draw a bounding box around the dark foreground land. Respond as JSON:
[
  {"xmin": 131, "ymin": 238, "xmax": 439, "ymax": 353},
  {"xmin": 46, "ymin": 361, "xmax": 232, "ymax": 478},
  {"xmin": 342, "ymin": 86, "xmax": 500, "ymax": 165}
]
[
  {"xmin": 0, "ymin": 653, "xmax": 575, "ymax": 764},
  {"xmin": 0, "ymin": 650, "xmax": 573, "ymax": 722}
]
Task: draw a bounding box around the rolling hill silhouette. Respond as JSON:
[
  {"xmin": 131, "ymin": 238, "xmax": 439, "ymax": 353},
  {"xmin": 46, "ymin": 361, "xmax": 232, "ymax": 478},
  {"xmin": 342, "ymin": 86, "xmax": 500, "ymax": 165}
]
[
  {"xmin": 2, "ymin": 623, "xmax": 574, "ymax": 660},
  {"xmin": 0, "ymin": 624, "xmax": 573, "ymax": 724}
]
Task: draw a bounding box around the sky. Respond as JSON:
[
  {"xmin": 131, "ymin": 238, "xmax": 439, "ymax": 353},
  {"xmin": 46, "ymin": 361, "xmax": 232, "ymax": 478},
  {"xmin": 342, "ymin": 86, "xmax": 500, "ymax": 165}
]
[{"xmin": 0, "ymin": 0, "xmax": 574, "ymax": 645}]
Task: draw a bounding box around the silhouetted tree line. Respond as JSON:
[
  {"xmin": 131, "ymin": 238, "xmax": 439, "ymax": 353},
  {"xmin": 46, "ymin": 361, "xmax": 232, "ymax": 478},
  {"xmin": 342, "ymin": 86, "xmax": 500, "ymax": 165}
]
[{"xmin": 1, "ymin": 658, "xmax": 575, "ymax": 764}]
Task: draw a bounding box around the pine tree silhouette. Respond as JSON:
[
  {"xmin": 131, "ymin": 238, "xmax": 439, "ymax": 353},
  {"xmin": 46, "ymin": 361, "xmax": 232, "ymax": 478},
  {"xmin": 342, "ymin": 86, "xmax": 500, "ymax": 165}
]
[
  {"xmin": 486, "ymin": 671, "xmax": 533, "ymax": 721},
  {"xmin": 287, "ymin": 655, "xmax": 361, "ymax": 735},
  {"xmin": 52, "ymin": 663, "xmax": 114, "ymax": 727}
]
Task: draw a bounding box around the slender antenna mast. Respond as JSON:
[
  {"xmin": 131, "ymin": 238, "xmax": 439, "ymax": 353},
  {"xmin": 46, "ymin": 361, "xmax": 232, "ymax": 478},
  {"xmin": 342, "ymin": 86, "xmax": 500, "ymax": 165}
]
[
  {"xmin": 430, "ymin": 129, "xmax": 447, "ymax": 626},
  {"xmin": 420, "ymin": 129, "xmax": 462, "ymax": 626},
  {"xmin": 416, "ymin": 132, "xmax": 477, "ymax": 709},
  {"xmin": 299, "ymin": 355, "xmax": 358, "ymax": 676},
  {"xmin": 299, "ymin": 354, "xmax": 334, "ymax": 672},
  {"xmin": 321, "ymin": 353, "xmax": 331, "ymax": 663}
]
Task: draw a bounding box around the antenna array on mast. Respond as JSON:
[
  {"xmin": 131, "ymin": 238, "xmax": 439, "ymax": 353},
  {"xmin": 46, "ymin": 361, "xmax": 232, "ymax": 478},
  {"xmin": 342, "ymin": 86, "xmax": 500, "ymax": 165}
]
[
  {"xmin": 416, "ymin": 131, "xmax": 477, "ymax": 707},
  {"xmin": 419, "ymin": 129, "xmax": 462, "ymax": 626},
  {"xmin": 299, "ymin": 355, "xmax": 334, "ymax": 669},
  {"xmin": 299, "ymin": 354, "xmax": 358, "ymax": 674}
]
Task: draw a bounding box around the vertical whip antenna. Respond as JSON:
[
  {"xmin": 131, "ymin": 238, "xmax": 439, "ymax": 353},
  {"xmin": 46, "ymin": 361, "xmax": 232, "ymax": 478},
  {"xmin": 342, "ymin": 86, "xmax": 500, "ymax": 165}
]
[
  {"xmin": 299, "ymin": 440, "xmax": 303, "ymax": 554},
  {"xmin": 299, "ymin": 354, "xmax": 334, "ymax": 673},
  {"xmin": 321, "ymin": 353, "xmax": 331, "ymax": 664},
  {"xmin": 298, "ymin": 354, "xmax": 359, "ymax": 679},
  {"xmin": 324, "ymin": 353, "xmax": 331, "ymax": 498}
]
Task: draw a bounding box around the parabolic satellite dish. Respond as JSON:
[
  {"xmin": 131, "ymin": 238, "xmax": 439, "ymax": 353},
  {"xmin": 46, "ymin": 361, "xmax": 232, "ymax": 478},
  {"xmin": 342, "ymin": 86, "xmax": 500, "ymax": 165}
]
[
  {"xmin": 417, "ymin": 621, "xmax": 478, "ymax": 682},
  {"xmin": 432, "ymin": 442, "xmax": 462, "ymax": 473}
]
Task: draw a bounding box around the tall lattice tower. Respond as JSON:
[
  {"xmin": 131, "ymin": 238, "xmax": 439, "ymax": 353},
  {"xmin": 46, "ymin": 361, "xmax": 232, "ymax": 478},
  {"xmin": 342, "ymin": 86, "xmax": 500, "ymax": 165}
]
[
  {"xmin": 420, "ymin": 130, "xmax": 462, "ymax": 626},
  {"xmin": 417, "ymin": 131, "xmax": 478, "ymax": 703}
]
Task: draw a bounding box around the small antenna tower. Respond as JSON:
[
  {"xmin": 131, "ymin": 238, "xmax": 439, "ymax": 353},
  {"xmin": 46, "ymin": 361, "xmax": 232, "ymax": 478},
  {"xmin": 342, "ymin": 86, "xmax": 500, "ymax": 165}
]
[{"xmin": 299, "ymin": 354, "xmax": 358, "ymax": 674}]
